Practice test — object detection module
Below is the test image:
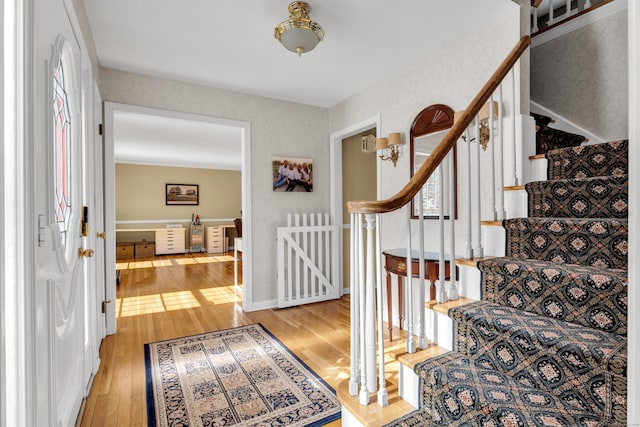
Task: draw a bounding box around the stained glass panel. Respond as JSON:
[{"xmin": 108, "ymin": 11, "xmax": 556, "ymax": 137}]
[{"xmin": 53, "ymin": 59, "xmax": 71, "ymax": 247}]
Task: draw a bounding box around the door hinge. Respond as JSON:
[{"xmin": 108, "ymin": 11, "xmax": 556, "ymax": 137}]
[
  {"xmin": 101, "ymin": 299, "xmax": 112, "ymax": 314},
  {"xmin": 38, "ymin": 214, "xmax": 45, "ymax": 247},
  {"xmin": 98, "ymin": 123, "xmax": 104, "ymax": 135}
]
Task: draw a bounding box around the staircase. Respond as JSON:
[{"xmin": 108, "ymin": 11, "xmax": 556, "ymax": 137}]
[{"xmin": 383, "ymin": 138, "xmax": 628, "ymax": 426}]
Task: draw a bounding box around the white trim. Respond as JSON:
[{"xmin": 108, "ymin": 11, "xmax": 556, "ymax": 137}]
[
  {"xmin": 530, "ymin": 100, "xmax": 605, "ymax": 144},
  {"xmin": 627, "ymin": 1, "xmax": 638, "ymax": 424},
  {"xmin": 116, "ymin": 218, "xmax": 236, "ymax": 224},
  {"xmin": 103, "ymin": 102, "xmax": 253, "ymax": 321},
  {"xmin": 531, "ymin": 0, "xmax": 628, "ymax": 47}
]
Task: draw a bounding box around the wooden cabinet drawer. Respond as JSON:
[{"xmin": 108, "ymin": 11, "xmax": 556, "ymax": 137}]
[{"xmin": 116, "ymin": 242, "xmax": 134, "ymax": 260}]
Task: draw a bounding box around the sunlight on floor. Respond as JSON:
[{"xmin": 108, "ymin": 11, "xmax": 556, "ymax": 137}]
[
  {"xmin": 116, "ymin": 254, "xmax": 235, "ymax": 270},
  {"xmin": 199, "ymin": 285, "xmax": 240, "ymax": 304},
  {"xmin": 117, "ymin": 291, "xmax": 202, "ymax": 317}
]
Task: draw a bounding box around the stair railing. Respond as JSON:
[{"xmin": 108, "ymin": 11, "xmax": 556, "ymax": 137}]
[{"xmin": 346, "ymin": 35, "xmax": 531, "ymax": 407}]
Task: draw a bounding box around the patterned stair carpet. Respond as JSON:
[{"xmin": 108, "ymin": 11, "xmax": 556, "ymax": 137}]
[
  {"xmin": 384, "ymin": 140, "xmax": 629, "ymax": 427},
  {"xmin": 144, "ymin": 324, "xmax": 341, "ymax": 427}
]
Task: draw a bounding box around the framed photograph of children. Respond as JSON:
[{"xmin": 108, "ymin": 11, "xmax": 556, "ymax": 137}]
[
  {"xmin": 166, "ymin": 183, "xmax": 199, "ymax": 205},
  {"xmin": 272, "ymin": 157, "xmax": 313, "ymax": 192}
]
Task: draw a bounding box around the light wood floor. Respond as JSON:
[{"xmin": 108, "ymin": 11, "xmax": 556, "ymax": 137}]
[{"xmin": 80, "ymin": 252, "xmax": 351, "ymax": 426}]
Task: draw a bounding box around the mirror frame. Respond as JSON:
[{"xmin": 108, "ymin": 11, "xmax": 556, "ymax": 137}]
[{"xmin": 409, "ymin": 104, "xmax": 457, "ymax": 219}]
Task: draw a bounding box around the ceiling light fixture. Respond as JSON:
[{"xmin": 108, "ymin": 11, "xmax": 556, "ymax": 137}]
[{"xmin": 274, "ymin": 1, "xmax": 324, "ymax": 57}]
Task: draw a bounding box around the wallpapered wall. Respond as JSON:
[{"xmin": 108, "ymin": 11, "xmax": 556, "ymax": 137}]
[
  {"xmin": 531, "ymin": 10, "xmax": 628, "ymax": 141},
  {"xmin": 329, "ymin": 9, "xmax": 523, "ymax": 253},
  {"xmin": 99, "ymin": 68, "xmax": 329, "ymax": 307}
]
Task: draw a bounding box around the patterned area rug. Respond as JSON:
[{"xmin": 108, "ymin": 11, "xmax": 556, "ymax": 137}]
[{"xmin": 145, "ymin": 324, "xmax": 341, "ymax": 427}]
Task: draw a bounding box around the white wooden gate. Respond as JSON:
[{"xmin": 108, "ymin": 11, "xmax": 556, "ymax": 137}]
[{"xmin": 277, "ymin": 213, "xmax": 341, "ymax": 308}]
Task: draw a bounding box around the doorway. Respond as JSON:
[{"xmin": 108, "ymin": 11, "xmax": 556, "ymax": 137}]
[
  {"xmin": 329, "ymin": 115, "xmax": 381, "ymax": 293},
  {"xmin": 103, "ymin": 103, "xmax": 252, "ymax": 333}
]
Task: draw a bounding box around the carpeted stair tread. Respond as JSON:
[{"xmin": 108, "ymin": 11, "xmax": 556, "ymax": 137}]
[
  {"xmin": 384, "ymin": 351, "xmax": 618, "ymax": 426},
  {"xmin": 536, "ymin": 126, "xmax": 587, "ymax": 154},
  {"xmin": 526, "ymin": 174, "xmax": 628, "ymax": 219},
  {"xmin": 450, "ymin": 301, "xmax": 627, "ymax": 421},
  {"xmin": 504, "ymin": 217, "xmax": 628, "ymax": 269},
  {"xmin": 546, "ymin": 139, "xmax": 628, "ymax": 180},
  {"xmin": 478, "ymin": 257, "xmax": 628, "ymax": 336}
]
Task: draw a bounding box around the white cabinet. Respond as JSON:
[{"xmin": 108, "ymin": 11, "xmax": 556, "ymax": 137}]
[
  {"xmin": 206, "ymin": 226, "xmax": 226, "ymax": 254},
  {"xmin": 155, "ymin": 228, "xmax": 186, "ymax": 255}
]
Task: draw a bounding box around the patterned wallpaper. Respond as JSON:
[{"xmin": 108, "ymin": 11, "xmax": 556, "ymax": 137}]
[
  {"xmin": 99, "ymin": 70, "xmax": 329, "ymax": 306},
  {"xmin": 531, "ymin": 10, "xmax": 628, "ymax": 141}
]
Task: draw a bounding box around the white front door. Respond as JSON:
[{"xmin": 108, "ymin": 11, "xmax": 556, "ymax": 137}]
[{"xmin": 33, "ymin": 0, "xmax": 93, "ymax": 424}]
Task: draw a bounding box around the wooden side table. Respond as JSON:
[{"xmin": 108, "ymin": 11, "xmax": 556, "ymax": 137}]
[{"xmin": 382, "ymin": 249, "xmax": 455, "ymax": 341}]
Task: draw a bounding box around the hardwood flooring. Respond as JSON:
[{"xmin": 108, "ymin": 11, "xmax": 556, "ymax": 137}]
[{"xmin": 79, "ymin": 252, "xmax": 350, "ymax": 426}]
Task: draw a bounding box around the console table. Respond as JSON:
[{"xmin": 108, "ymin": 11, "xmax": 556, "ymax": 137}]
[{"xmin": 382, "ymin": 249, "xmax": 455, "ymax": 341}]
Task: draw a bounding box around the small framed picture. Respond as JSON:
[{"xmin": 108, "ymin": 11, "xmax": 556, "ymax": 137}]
[
  {"xmin": 166, "ymin": 183, "xmax": 199, "ymax": 205},
  {"xmin": 272, "ymin": 157, "xmax": 313, "ymax": 192}
]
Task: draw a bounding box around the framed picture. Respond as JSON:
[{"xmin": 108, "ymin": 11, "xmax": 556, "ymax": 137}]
[
  {"xmin": 272, "ymin": 156, "xmax": 313, "ymax": 192},
  {"xmin": 166, "ymin": 183, "xmax": 199, "ymax": 205}
]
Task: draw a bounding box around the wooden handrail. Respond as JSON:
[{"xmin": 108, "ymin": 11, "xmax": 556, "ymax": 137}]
[{"xmin": 347, "ymin": 35, "xmax": 531, "ymax": 214}]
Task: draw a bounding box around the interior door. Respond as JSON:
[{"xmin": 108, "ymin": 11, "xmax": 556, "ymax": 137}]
[{"xmin": 33, "ymin": 0, "xmax": 92, "ymax": 424}]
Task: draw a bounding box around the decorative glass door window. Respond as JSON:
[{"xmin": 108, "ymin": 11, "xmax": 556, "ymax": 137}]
[{"xmin": 53, "ymin": 58, "xmax": 72, "ymax": 247}]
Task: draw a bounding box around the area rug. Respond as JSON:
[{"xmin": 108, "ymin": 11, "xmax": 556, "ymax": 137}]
[{"xmin": 144, "ymin": 323, "xmax": 341, "ymax": 427}]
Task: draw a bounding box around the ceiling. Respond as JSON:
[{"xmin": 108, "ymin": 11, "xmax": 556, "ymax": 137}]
[{"xmin": 84, "ymin": 0, "xmax": 512, "ymax": 169}]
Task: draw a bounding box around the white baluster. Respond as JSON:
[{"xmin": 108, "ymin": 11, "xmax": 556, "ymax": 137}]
[
  {"xmin": 465, "ymin": 129, "xmax": 474, "ymax": 259},
  {"xmin": 490, "ymin": 97, "xmax": 497, "ymax": 221},
  {"xmin": 532, "ymin": 6, "xmax": 539, "ymax": 33},
  {"xmin": 548, "ymin": 0, "xmax": 555, "ymax": 25},
  {"xmin": 364, "ymin": 214, "xmax": 377, "ymax": 394},
  {"xmin": 498, "ymin": 85, "xmax": 506, "ymax": 219},
  {"xmin": 405, "ymin": 205, "xmax": 416, "ymax": 354},
  {"xmin": 448, "ymin": 153, "xmax": 459, "ymax": 300},
  {"xmin": 438, "ymin": 165, "xmax": 447, "ymax": 303},
  {"xmin": 357, "ymin": 214, "xmax": 369, "ymax": 405},
  {"xmin": 375, "ymin": 214, "xmax": 388, "ymax": 406},
  {"xmin": 565, "ymin": 0, "xmax": 573, "ymax": 17},
  {"xmin": 349, "ymin": 213, "xmax": 359, "ymax": 396},
  {"xmin": 511, "ymin": 68, "xmax": 519, "ymax": 186},
  {"xmin": 585, "ymin": 0, "xmax": 592, "ymax": 8},
  {"xmin": 474, "ymin": 117, "xmax": 484, "ymax": 258},
  {"xmin": 417, "ymin": 188, "xmax": 427, "ymax": 349}
]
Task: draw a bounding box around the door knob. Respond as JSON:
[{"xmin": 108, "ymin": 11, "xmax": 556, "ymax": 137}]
[
  {"xmin": 97, "ymin": 232, "xmax": 106, "ymax": 239},
  {"xmin": 78, "ymin": 248, "xmax": 95, "ymax": 258}
]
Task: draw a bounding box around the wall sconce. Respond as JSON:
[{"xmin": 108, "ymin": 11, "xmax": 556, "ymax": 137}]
[
  {"xmin": 377, "ymin": 132, "xmax": 402, "ymax": 167},
  {"xmin": 457, "ymin": 101, "xmax": 498, "ymax": 151}
]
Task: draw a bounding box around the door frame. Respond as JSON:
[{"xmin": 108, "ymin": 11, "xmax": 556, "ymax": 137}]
[
  {"xmin": 329, "ymin": 115, "xmax": 381, "ymax": 295},
  {"xmin": 103, "ymin": 103, "xmax": 252, "ymax": 333}
]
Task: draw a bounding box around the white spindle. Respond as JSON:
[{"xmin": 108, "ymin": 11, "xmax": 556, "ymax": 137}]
[
  {"xmin": 448, "ymin": 153, "xmax": 459, "ymax": 300},
  {"xmin": 532, "ymin": 7, "xmax": 539, "ymax": 33},
  {"xmin": 511, "ymin": 68, "xmax": 519, "ymax": 186},
  {"xmin": 417, "ymin": 188, "xmax": 427, "ymax": 349},
  {"xmin": 498, "ymin": 85, "xmax": 506, "ymax": 219},
  {"xmin": 364, "ymin": 214, "xmax": 377, "ymax": 394},
  {"xmin": 349, "ymin": 213, "xmax": 359, "ymax": 396},
  {"xmin": 405, "ymin": 206, "xmax": 416, "ymax": 354},
  {"xmin": 465, "ymin": 129, "xmax": 473, "ymax": 259},
  {"xmin": 287, "ymin": 214, "xmax": 294, "ymax": 299},
  {"xmin": 585, "ymin": 0, "xmax": 592, "ymax": 8},
  {"xmin": 474, "ymin": 118, "xmax": 484, "ymax": 258},
  {"xmin": 302, "ymin": 214, "xmax": 309, "ymax": 298},
  {"xmin": 490, "ymin": 97, "xmax": 497, "ymax": 221},
  {"xmin": 375, "ymin": 214, "xmax": 388, "ymax": 406},
  {"xmin": 548, "ymin": 0, "xmax": 555, "ymax": 25},
  {"xmin": 438, "ymin": 165, "xmax": 447, "ymax": 303},
  {"xmin": 565, "ymin": 0, "xmax": 572, "ymax": 16},
  {"xmin": 357, "ymin": 214, "xmax": 369, "ymax": 405}
]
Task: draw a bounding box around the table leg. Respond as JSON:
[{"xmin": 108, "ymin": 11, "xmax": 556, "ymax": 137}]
[
  {"xmin": 386, "ymin": 271, "xmax": 393, "ymax": 341},
  {"xmin": 398, "ymin": 275, "xmax": 403, "ymax": 331}
]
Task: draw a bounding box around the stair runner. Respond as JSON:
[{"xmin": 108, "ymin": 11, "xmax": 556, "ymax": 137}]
[{"xmin": 385, "ymin": 139, "xmax": 628, "ymax": 426}]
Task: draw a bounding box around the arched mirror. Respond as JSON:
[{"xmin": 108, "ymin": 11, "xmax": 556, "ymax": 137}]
[{"xmin": 410, "ymin": 104, "xmax": 457, "ymax": 219}]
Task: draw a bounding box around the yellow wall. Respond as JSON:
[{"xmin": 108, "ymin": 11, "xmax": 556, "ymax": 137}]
[{"xmin": 115, "ymin": 163, "xmax": 241, "ymax": 242}]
